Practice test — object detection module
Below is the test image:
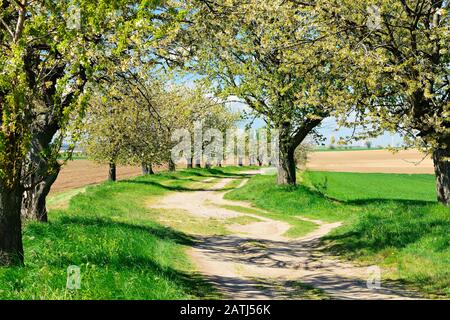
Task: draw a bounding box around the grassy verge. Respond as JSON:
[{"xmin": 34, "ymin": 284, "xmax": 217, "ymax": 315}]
[
  {"xmin": 47, "ymin": 187, "xmax": 87, "ymax": 210},
  {"xmin": 217, "ymin": 204, "xmax": 317, "ymax": 238},
  {"xmin": 225, "ymin": 170, "xmax": 450, "ymax": 298},
  {"xmin": 0, "ymin": 169, "xmax": 248, "ymax": 300}
]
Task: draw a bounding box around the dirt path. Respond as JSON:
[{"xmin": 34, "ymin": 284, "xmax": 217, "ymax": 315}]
[{"xmin": 149, "ymin": 175, "xmax": 422, "ymax": 300}]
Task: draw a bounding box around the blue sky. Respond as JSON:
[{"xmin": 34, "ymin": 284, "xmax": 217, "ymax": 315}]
[
  {"xmin": 227, "ymin": 99, "xmax": 403, "ymax": 148},
  {"xmin": 177, "ymin": 75, "xmax": 403, "ymax": 148}
]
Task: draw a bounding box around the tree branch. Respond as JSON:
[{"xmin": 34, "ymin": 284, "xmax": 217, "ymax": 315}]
[
  {"xmin": 0, "ymin": 17, "xmax": 14, "ymax": 39},
  {"xmin": 13, "ymin": 0, "xmax": 27, "ymax": 43}
]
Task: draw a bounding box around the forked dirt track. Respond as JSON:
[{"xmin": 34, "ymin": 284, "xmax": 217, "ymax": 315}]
[{"xmin": 149, "ymin": 173, "xmax": 422, "ymax": 300}]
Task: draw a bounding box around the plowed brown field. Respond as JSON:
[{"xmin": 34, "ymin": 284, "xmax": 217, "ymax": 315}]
[
  {"xmin": 51, "ymin": 160, "xmax": 142, "ymax": 194},
  {"xmin": 307, "ymin": 149, "xmax": 433, "ymax": 174}
]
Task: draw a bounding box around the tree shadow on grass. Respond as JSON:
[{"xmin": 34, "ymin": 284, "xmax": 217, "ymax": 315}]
[
  {"xmin": 181, "ymin": 168, "xmax": 251, "ymax": 178},
  {"xmin": 323, "ymin": 199, "xmax": 449, "ymax": 254},
  {"xmin": 123, "ymin": 176, "xmax": 203, "ymax": 185},
  {"xmin": 123, "ymin": 180, "xmax": 238, "ymax": 193},
  {"xmin": 57, "ymin": 216, "xmax": 195, "ymax": 245},
  {"xmin": 273, "ymin": 181, "xmax": 449, "ymax": 262},
  {"xmin": 88, "ymin": 253, "xmax": 219, "ymax": 299},
  {"xmin": 26, "ymin": 216, "xmax": 219, "ymax": 298}
]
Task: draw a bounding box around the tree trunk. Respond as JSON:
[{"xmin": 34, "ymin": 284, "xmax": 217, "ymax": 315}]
[
  {"xmin": 0, "ymin": 184, "xmax": 24, "ymax": 266},
  {"xmin": 277, "ymin": 145, "xmax": 296, "ymax": 185},
  {"xmin": 168, "ymin": 159, "xmax": 176, "ymax": 172},
  {"xmin": 187, "ymin": 157, "xmax": 193, "ymax": 169},
  {"xmin": 109, "ymin": 163, "xmax": 117, "ymax": 181},
  {"xmin": 148, "ymin": 163, "xmax": 154, "ymax": 175},
  {"xmin": 195, "ymin": 159, "xmax": 201, "ymax": 168},
  {"xmin": 433, "ymin": 148, "xmax": 450, "ymax": 205},
  {"xmin": 21, "ymin": 122, "xmax": 60, "ymax": 222},
  {"xmin": 21, "ymin": 167, "xmax": 59, "ymax": 222},
  {"xmin": 238, "ymin": 157, "xmax": 243, "ymax": 166},
  {"xmin": 142, "ymin": 163, "xmax": 155, "ymax": 175},
  {"xmin": 277, "ymin": 122, "xmax": 298, "ymax": 185},
  {"xmin": 142, "ymin": 163, "xmax": 149, "ymax": 175},
  {"xmin": 205, "ymin": 161, "xmax": 211, "ymax": 169}
]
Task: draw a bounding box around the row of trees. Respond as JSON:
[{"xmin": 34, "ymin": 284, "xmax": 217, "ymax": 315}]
[
  {"xmin": 82, "ymin": 77, "xmax": 240, "ymax": 177},
  {"xmin": 175, "ymin": 0, "xmax": 449, "ymax": 199},
  {"xmin": 0, "ymin": 0, "xmax": 449, "ymax": 266}
]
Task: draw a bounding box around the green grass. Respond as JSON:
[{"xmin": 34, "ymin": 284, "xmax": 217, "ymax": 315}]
[
  {"xmin": 221, "ymin": 178, "xmax": 245, "ymax": 190},
  {"xmin": 226, "ymin": 215, "xmax": 262, "ymax": 225},
  {"xmin": 150, "ymin": 208, "xmax": 230, "ymax": 236},
  {"xmin": 305, "ymin": 171, "xmax": 437, "ymax": 202},
  {"xmin": 0, "ymin": 169, "xmax": 249, "ymax": 300},
  {"xmin": 149, "ymin": 192, "xmax": 266, "ymax": 236},
  {"xmin": 47, "ymin": 188, "xmax": 87, "ymax": 210},
  {"xmin": 225, "ymin": 171, "xmax": 450, "ymax": 298},
  {"xmin": 225, "ymin": 172, "xmax": 353, "ymax": 223},
  {"xmin": 217, "ymin": 204, "xmax": 317, "ymax": 238}
]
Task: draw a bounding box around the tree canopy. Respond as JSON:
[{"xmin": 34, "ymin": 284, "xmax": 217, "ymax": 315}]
[
  {"xmin": 0, "ymin": 0, "xmax": 182, "ymax": 265},
  {"xmin": 313, "ymin": 0, "xmax": 450, "ymax": 203},
  {"xmin": 176, "ymin": 0, "xmax": 357, "ymax": 184}
]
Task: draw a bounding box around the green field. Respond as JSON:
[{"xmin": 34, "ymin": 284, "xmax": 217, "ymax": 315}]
[{"xmin": 226, "ymin": 171, "xmax": 450, "ymax": 297}]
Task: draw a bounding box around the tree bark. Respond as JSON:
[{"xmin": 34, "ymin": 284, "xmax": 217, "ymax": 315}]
[
  {"xmin": 195, "ymin": 159, "xmax": 201, "ymax": 168},
  {"xmin": 187, "ymin": 157, "xmax": 193, "ymax": 169},
  {"xmin": 433, "ymin": 148, "xmax": 450, "ymax": 205},
  {"xmin": 276, "ymin": 118, "xmax": 323, "ymax": 185},
  {"xmin": 109, "ymin": 163, "xmax": 117, "ymax": 181},
  {"xmin": 142, "ymin": 163, "xmax": 149, "ymax": 175},
  {"xmin": 21, "ymin": 166, "xmax": 59, "ymax": 222},
  {"xmin": 148, "ymin": 163, "xmax": 154, "ymax": 175},
  {"xmin": 238, "ymin": 157, "xmax": 243, "ymax": 166},
  {"xmin": 21, "ymin": 120, "xmax": 60, "ymax": 222},
  {"xmin": 168, "ymin": 159, "xmax": 176, "ymax": 172},
  {"xmin": 277, "ymin": 144, "xmax": 296, "ymax": 185},
  {"xmin": 0, "ymin": 184, "xmax": 24, "ymax": 266}
]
